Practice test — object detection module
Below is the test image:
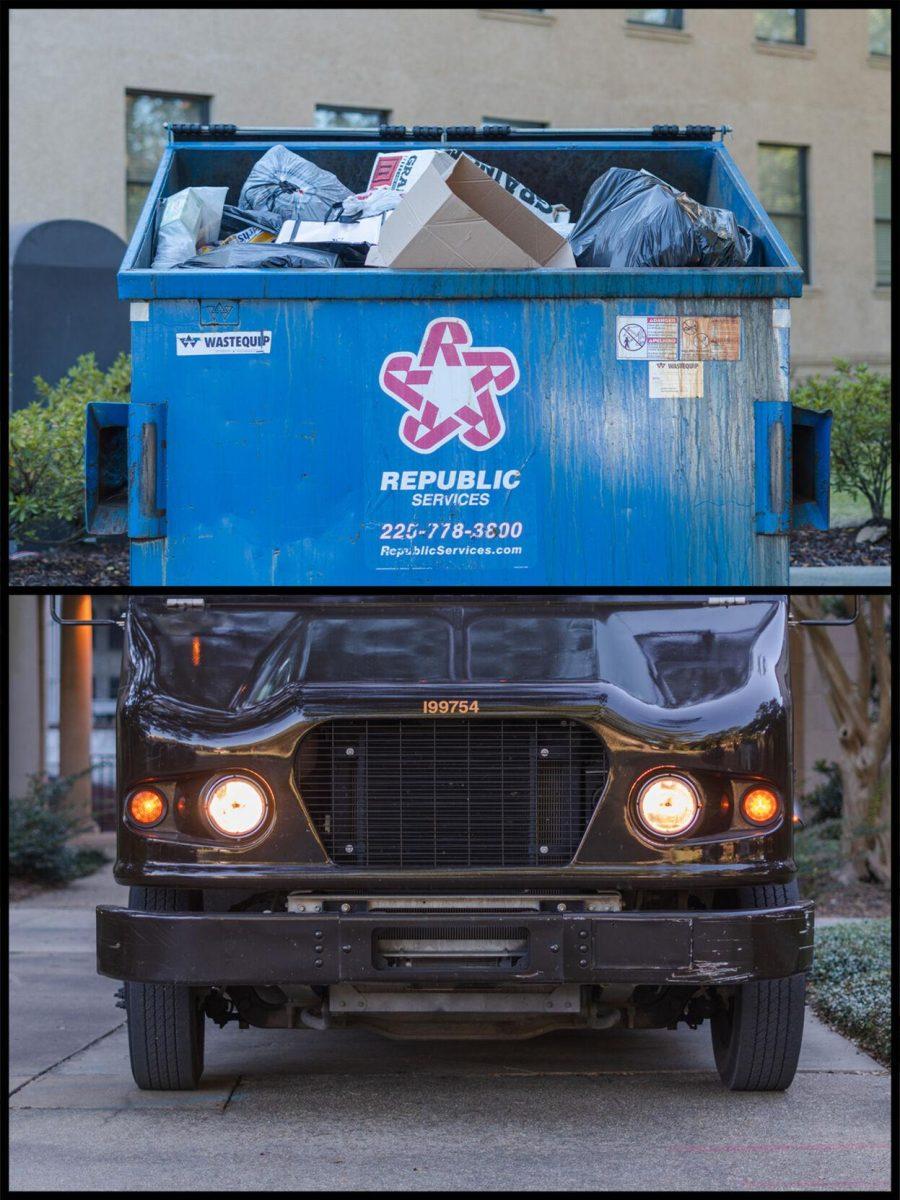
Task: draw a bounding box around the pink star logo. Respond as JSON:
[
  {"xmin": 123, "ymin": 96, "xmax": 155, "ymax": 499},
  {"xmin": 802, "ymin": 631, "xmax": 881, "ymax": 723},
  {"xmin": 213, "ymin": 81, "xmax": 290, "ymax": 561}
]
[{"xmin": 379, "ymin": 318, "xmax": 520, "ymax": 454}]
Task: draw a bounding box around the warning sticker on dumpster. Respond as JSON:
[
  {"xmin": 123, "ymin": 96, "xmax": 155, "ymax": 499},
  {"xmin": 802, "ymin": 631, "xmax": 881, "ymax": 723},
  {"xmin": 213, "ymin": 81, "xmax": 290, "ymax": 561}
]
[
  {"xmin": 175, "ymin": 330, "xmax": 272, "ymax": 356},
  {"xmin": 680, "ymin": 316, "xmax": 741, "ymax": 361},
  {"xmin": 616, "ymin": 316, "xmax": 678, "ymax": 361},
  {"xmin": 649, "ymin": 361, "xmax": 704, "ymax": 398}
]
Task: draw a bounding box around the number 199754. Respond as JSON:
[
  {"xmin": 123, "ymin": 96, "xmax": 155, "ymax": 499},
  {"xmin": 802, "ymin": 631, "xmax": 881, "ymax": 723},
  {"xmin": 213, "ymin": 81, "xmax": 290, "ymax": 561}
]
[{"xmin": 422, "ymin": 700, "xmax": 480, "ymax": 715}]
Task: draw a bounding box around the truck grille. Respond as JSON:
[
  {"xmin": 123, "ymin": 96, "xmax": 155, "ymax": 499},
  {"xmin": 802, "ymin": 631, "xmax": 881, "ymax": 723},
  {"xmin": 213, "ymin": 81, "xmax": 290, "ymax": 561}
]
[{"xmin": 295, "ymin": 718, "xmax": 609, "ymax": 869}]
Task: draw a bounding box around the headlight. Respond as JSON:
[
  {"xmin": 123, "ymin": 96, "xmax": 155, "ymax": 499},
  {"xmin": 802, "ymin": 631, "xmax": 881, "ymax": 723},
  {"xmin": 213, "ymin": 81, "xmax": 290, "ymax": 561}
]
[
  {"xmin": 637, "ymin": 774, "xmax": 700, "ymax": 836},
  {"xmin": 741, "ymin": 786, "xmax": 781, "ymax": 826},
  {"xmin": 203, "ymin": 775, "xmax": 268, "ymax": 837}
]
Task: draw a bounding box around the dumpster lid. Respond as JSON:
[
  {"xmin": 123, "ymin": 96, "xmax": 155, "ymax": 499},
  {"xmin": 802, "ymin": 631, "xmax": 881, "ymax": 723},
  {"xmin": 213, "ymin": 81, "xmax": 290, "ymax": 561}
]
[{"xmin": 166, "ymin": 123, "xmax": 733, "ymax": 144}]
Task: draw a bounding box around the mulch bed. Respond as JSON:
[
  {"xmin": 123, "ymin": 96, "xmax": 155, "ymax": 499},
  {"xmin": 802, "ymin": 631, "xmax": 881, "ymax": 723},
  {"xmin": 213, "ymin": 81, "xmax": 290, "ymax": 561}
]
[
  {"xmin": 9, "ymin": 541, "xmax": 129, "ymax": 587},
  {"xmin": 791, "ymin": 524, "xmax": 891, "ymax": 567},
  {"xmin": 811, "ymin": 880, "xmax": 892, "ymax": 919},
  {"xmin": 10, "ymin": 527, "xmax": 892, "ymax": 583}
]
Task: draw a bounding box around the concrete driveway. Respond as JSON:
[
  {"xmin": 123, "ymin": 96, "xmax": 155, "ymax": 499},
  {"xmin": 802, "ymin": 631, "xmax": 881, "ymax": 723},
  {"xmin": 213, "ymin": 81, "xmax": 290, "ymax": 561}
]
[{"xmin": 9, "ymin": 861, "xmax": 891, "ymax": 1192}]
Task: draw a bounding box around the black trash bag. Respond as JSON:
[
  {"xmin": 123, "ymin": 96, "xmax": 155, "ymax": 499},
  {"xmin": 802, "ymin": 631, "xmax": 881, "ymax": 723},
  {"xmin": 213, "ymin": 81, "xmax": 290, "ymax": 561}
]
[
  {"xmin": 219, "ymin": 205, "xmax": 283, "ymax": 237},
  {"xmin": 303, "ymin": 242, "xmax": 368, "ymax": 267},
  {"xmin": 569, "ymin": 168, "xmax": 755, "ymax": 268},
  {"xmin": 177, "ymin": 244, "xmax": 342, "ymax": 269},
  {"xmin": 238, "ymin": 145, "xmax": 351, "ymax": 224}
]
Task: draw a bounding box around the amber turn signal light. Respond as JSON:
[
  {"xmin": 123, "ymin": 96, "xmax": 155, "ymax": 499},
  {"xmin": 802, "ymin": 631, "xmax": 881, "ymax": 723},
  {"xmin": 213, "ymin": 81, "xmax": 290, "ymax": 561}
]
[
  {"xmin": 127, "ymin": 788, "xmax": 166, "ymax": 827},
  {"xmin": 741, "ymin": 786, "xmax": 780, "ymax": 826}
]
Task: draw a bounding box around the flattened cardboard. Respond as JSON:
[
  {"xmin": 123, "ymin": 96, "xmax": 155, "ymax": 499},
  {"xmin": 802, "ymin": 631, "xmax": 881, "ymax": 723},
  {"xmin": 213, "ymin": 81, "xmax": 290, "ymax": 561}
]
[
  {"xmin": 366, "ymin": 153, "xmax": 575, "ymax": 270},
  {"xmin": 276, "ymin": 215, "xmax": 384, "ymax": 246}
]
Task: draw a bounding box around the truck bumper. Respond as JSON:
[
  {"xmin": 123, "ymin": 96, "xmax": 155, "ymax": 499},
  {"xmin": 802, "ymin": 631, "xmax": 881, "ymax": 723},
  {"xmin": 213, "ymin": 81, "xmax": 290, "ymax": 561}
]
[{"xmin": 97, "ymin": 902, "xmax": 814, "ymax": 988}]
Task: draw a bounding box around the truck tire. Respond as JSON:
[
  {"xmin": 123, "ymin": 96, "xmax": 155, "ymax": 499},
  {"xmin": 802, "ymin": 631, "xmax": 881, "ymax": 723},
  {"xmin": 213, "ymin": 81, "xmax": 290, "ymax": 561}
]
[
  {"xmin": 124, "ymin": 886, "xmax": 205, "ymax": 1090},
  {"xmin": 710, "ymin": 880, "xmax": 806, "ymax": 1091}
]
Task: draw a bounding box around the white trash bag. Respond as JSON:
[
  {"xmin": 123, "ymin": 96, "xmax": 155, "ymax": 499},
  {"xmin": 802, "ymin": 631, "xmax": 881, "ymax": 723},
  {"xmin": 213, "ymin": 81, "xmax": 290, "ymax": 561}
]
[{"xmin": 151, "ymin": 186, "xmax": 228, "ymax": 270}]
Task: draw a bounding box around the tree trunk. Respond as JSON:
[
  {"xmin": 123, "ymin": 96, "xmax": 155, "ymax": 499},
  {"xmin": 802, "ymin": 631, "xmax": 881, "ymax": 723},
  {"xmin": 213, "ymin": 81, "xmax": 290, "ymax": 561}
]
[{"xmin": 792, "ymin": 595, "xmax": 891, "ymax": 886}]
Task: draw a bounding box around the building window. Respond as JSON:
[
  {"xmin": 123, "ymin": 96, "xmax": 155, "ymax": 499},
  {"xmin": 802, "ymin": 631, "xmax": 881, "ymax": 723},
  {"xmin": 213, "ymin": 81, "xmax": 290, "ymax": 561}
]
[
  {"xmin": 874, "ymin": 155, "xmax": 891, "ymax": 286},
  {"xmin": 869, "ymin": 9, "xmax": 891, "ymax": 55},
  {"xmin": 758, "ymin": 143, "xmax": 810, "ymax": 281},
  {"xmin": 754, "ymin": 10, "xmax": 806, "ymax": 44},
  {"xmin": 627, "ymin": 9, "xmax": 683, "ymax": 28},
  {"xmin": 314, "ymin": 104, "xmax": 390, "ymax": 129},
  {"xmin": 126, "ymin": 90, "xmax": 211, "ymax": 235},
  {"xmin": 482, "ymin": 117, "xmax": 549, "ymax": 129}
]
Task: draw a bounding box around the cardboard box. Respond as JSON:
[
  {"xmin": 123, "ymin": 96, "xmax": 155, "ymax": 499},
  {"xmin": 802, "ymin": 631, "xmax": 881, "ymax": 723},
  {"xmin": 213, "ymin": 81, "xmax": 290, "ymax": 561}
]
[
  {"xmin": 368, "ymin": 150, "xmax": 437, "ymax": 194},
  {"xmin": 368, "ymin": 149, "xmax": 563, "ymax": 224},
  {"xmin": 365, "ymin": 152, "xmax": 576, "ymax": 270}
]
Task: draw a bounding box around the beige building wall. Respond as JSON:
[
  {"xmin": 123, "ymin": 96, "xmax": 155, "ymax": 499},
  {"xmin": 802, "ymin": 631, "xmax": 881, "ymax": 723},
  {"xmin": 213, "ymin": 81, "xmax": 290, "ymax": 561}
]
[
  {"xmin": 8, "ymin": 595, "xmax": 45, "ymax": 798},
  {"xmin": 10, "ymin": 7, "xmax": 890, "ymax": 374}
]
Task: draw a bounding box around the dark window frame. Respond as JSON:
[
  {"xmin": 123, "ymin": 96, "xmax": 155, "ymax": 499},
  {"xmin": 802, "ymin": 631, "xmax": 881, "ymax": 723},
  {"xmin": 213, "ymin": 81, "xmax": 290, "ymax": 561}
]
[
  {"xmin": 314, "ymin": 103, "xmax": 391, "ymax": 129},
  {"xmin": 758, "ymin": 142, "xmax": 810, "ymax": 284},
  {"xmin": 125, "ymin": 88, "xmax": 211, "ymax": 233},
  {"xmin": 868, "ymin": 8, "xmax": 891, "ymax": 56},
  {"xmin": 874, "ymin": 153, "xmax": 891, "ymax": 286},
  {"xmin": 627, "ymin": 9, "xmax": 684, "ymax": 30},
  {"xmin": 754, "ymin": 9, "xmax": 806, "ymax": 46}
]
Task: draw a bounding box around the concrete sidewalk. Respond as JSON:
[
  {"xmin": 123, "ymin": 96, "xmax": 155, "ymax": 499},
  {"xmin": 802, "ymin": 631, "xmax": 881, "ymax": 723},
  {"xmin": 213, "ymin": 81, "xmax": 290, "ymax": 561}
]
[
  {"xmin": 790, "ymin": 565, "xmax": 891, "ymax": 586},
  {"xmin": 9, "ymin": 863, "xmax": 891, "ymax": 1192}
]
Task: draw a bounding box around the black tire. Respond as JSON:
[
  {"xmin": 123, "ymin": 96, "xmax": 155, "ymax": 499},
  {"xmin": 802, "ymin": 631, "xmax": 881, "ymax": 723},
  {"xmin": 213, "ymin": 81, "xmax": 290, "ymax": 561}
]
[
  {"xmin": 711, "ymin": 880, "xmax": 806, "ymax": 1091},
  {"xmin": 124, "ymin": 886, "xmax": 205, "ymax": 1090}
]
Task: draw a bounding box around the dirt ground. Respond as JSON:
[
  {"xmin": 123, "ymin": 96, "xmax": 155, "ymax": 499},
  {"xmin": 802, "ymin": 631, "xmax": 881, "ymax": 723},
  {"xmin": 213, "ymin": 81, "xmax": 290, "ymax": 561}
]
[
  {"xmin": 808, "ymin": 879, "xmax": 891, "ymax": 919},
  {"xmin": 9, "ymin": 522, "xmax": 892, "ymax": 586},
  {"xmin": 790, "ymin": 524, "xmax": 891, "ymax": 568},
  {"xmin": 9, "ymin": 541, "xmax": 129, "ymax": 587}
]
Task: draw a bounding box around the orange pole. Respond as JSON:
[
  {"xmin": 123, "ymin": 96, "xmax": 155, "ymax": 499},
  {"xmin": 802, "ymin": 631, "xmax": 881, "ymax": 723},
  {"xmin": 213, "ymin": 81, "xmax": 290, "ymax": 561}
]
[{"xmin": 58, "ymin": 594, "xmax": 94, "ymax": 828}]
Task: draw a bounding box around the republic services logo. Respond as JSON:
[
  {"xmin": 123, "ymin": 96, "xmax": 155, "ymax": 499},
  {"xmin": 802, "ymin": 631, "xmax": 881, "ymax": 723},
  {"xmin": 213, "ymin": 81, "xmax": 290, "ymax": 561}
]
[{"xmin": 379, "ymin": 318, "xmax": 520, "ymax": 454}]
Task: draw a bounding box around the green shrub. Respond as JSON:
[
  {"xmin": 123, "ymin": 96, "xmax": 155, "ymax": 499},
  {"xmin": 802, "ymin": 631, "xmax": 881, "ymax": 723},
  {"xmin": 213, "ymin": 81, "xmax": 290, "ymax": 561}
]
[
  {"xmin": 8, "ymin": 352, "xmax": 130, "ymax": 542},
  {"xmin": 810, "ymin": 919, "xmax": 891, "ymax": 1064},
  {"xmin": 794, "ymin": 817, "xmax": 842, "ymax": 900},
  {"xmin": 8, "ymin": 773, "xmax": 105, "ymax": 884},
  {"xmin": 799, "ymin": 759, "xmax": 843, "ymax": 822},
  {"xmin": 792, "ymin": 360, "xmax": 891, "ymax": 521}
]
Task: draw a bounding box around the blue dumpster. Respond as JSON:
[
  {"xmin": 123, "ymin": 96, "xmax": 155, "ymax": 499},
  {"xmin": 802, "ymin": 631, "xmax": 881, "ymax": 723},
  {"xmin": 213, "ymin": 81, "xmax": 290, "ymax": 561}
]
[{"xmin": 87, "ymin": 124, "xmax": 830, "ymax": 586}]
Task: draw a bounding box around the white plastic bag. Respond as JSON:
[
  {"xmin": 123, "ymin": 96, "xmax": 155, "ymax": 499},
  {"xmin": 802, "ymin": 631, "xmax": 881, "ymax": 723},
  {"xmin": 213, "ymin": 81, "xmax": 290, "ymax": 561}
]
[
  {"xmin": 151, "ymin": 186, "xmax": 228, "ymax": 270},
  {"xmin": 339, "ymin": 190, "xmax": 403, "ymax": 220}
]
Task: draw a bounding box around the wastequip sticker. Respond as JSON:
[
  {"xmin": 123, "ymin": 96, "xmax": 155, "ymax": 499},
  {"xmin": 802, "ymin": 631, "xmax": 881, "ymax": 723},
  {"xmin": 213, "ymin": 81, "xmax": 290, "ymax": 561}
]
[
  {"xmin": 648, "ymin": 361, "xmax": 704, "ymax": 398},
  {"xmin": 175, "ymin": 330, "xmax": 272, "ymax": 356},
  {"xmin": 370, "ymin": 318, "xmax": 532, "ymax": 571}
]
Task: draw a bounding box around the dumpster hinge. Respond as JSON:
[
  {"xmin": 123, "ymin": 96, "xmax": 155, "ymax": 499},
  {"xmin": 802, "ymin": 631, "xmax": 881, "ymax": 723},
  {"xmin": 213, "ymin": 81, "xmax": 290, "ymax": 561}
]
[{"xmin": 166, "ymin": 122, "xmax": 238, "ymax": 142}]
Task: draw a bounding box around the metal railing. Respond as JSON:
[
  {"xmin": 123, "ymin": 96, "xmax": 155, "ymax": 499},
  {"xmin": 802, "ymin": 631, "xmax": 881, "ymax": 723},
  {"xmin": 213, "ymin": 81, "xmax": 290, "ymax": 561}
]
[{"xmin": 91, "ymin": 756, "xmax": 118, "ymax": 830}]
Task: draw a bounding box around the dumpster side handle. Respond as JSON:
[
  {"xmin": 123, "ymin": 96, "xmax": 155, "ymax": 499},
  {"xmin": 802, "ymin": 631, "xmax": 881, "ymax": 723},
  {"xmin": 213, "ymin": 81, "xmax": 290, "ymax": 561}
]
[
  {"xmin": 754, "ymin": 401, "xmax": 792, "ymax": 535},
  {"xmin": 128, "ymin": 402, "xmax": 167, "ymax": 540}
]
